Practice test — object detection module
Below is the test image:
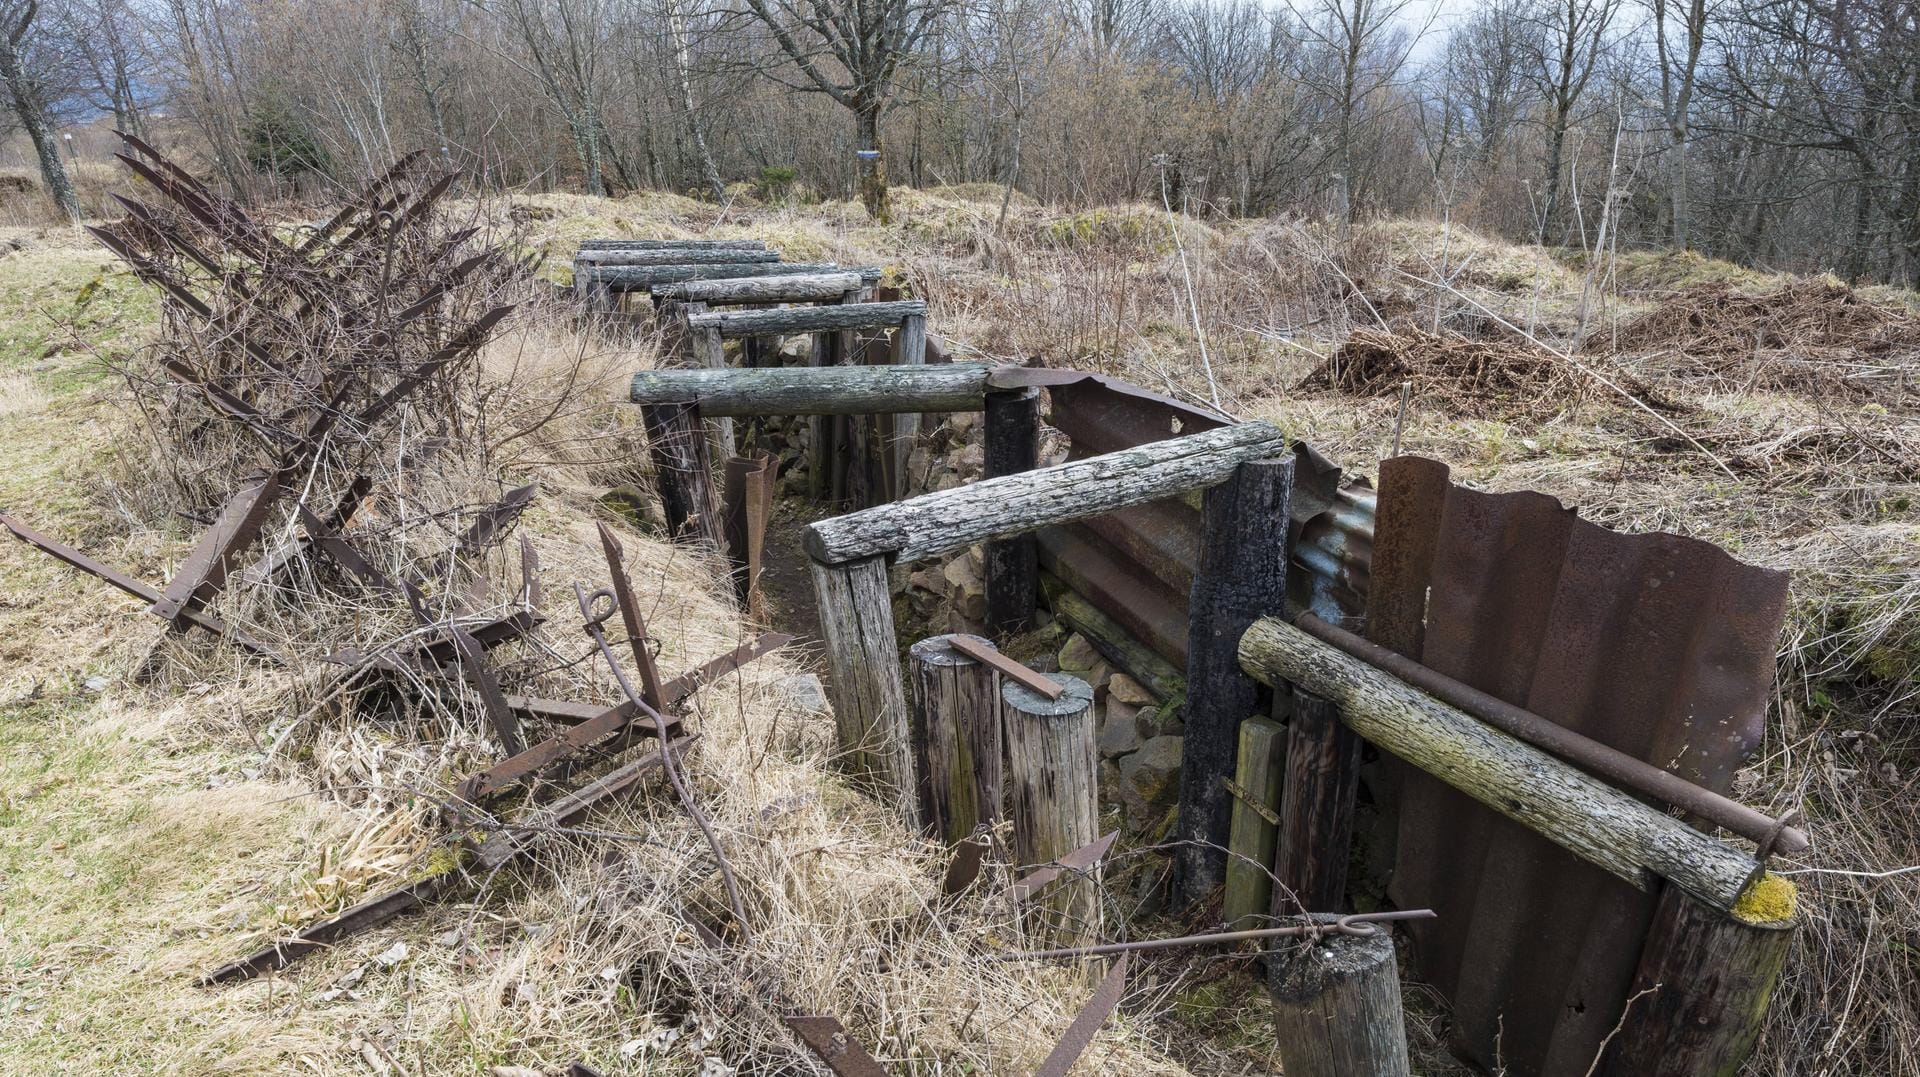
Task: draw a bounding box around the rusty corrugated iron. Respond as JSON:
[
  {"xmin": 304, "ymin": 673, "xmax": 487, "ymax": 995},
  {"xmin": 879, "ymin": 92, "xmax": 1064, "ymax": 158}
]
[
  {"xmin": 1365, "ymin": 455, "xmax": 1790, "ymax": 1076},
  {"xmin": 1036, "ymin": 374, "xmax": 1370, "ymax": 673}
]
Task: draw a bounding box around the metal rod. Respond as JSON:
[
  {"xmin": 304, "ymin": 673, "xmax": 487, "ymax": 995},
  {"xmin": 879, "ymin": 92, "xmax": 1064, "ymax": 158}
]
[
  {"xmin": 1295, "ymin": 613, "xmax": 1810, "ymax": 854},
  {"xmin": 986, "ymin": 909, "xmax": 1437, "ymax": 962}
]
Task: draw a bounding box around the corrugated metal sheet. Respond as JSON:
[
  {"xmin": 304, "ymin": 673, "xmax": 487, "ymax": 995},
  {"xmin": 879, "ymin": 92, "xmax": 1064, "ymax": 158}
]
[
  {"xmin": 1036, "ymin": 375, "xmax": 1370, "ymax": 670},
  {"xmin": 1366, "ymin": 455, "xmax": 1790, "ymax": 1075}
]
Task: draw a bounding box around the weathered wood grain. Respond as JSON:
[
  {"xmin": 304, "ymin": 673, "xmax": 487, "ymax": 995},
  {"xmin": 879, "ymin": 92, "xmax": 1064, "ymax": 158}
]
[
  {"xmin": 650, "ymin": 271, "xmax": 865, "ymax": 304},
  {"xmin": 1002, "ymin": 672, "xmax": 1100, "ymax": 944},
  {"xmin": 1237, "ymin": 617, "xmax": 1762, "ymax": 910},
  {"xmin": 640, "ymin": 401, "xmax": 723, "ymax": 550},
  {"xmin": 573, "ymin": 248, "xmax": 780, "ymax": 266},
  {"xmin": 1269, "ymin": 914, "xmax": 1413, "ymax": 1077},
  {"xmin": 1274, "ymin": 690, "xmax": 1361, "ymax": 914},
  {"xmin": 685, "ymin": 300, "xmax": 927, "ymax": 337},
  {"xmin": 579, "ymin": 238, "xmax": 767, "ymax": 250},
  {"xmin": 805, "ymin": 420, "xmax": 1290, "ymax": 564},
  {"xmin": 983, "ymin": 388, "xmax": 1040, "ymax": 633},
  {"xmin": 1222, "ymin": 715, "xmax": 1286, "ymax": 928},
  {"xmin": 1176, "ymin": 456, "xmax": 1293, "ymax": 903},
  {"xmin": 629, "ymin": 364, "xmax": 993, "ymax": 415},
  {"xmin": 809, "ymin": 555, "xmax": 916, "ymax": 827},
  {"xmin": 909, "ymin": 634, "xmax": 1003, "ymax": 845},
  {"xmin": 581, "ymin": 262, "xmax": 859, "ymax": 288}
]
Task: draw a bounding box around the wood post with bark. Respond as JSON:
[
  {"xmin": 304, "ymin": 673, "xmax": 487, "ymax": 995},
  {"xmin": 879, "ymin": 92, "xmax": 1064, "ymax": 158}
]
[
  {"xmin": 1598, "ymin": 883, "xmax": 1798, "ymax": 1077},
  {"xmin": 1175, "ymin": 456, "xmax": 1293, "ymax": 905},
  {"xmin": 809, "ymin": 554, "xmax": 916, "ymax": 827},
  {"xmin": 629, "ymin": 364, "xmax": 994, "ymax": 416},
  {"xmin": 908, "ymin": 634, "xmax": 1003, "ymax": 845},
  {"xmin": 1002, "ymin": 672, "xmax": 1100, "ymax": 943},
  {"xmin": 640, "ymin": 401, "xmax": 722, "ymax": 550},
  {"xmin": 1268, "ymin": 914, "xmax": 1413, "ymax": 1077},
  {"xmin": 983, "ymin": 387, "xmax": 1040, "ymax": 634},
  {"xmin": 1273, "ymin": 690, "xmax": 1362, "ymax": 915}
]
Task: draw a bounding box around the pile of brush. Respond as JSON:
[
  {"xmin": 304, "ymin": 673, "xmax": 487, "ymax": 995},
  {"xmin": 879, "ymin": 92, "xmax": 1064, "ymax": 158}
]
[{"xmin": 1310, "ymin": 326, "xmax": 1590, "ymax": 420}]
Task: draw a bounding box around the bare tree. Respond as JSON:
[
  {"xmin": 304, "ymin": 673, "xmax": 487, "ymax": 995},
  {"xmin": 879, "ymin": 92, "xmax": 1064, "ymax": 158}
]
[
  {"xmin": 0, "ymin": 0, "xmax": 79, "ymax": 220},
  {"xmin": 1293, "ymin": 0, "xmax": 1422, "ymax": 238},
  {"xmin": 1523, "ymin": 0, "xmax": 1620, "ymax": 244},
  {"xmin": 740, "ymin": 0, "xmax": 949, "ymax": 220},
  {"xmin": 1648, "ymin": 0, "xmax": 1706, "ymax": 247}
]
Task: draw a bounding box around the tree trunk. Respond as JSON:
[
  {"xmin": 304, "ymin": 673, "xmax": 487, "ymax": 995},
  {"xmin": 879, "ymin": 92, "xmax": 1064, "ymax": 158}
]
[
  {"xmin": 856, "ymin": 99, "xmax": 891, "ymax": 223},
  {"xmin": 1538, "ymin": 109, "xmax": 1569, "ymax": 246},
  {"xmin": 0, "ymin": 35, "xmax": 80, "ymax": 222}
]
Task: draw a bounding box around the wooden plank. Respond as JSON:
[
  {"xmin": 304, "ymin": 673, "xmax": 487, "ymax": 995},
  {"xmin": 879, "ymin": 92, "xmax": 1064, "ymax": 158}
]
[
  {"xmin": 809, "ymin": 555, "xmax": 916, "ymax": 827},
  {"xmin": 888, "ymin": 312, "xmax": 928, "ymax": 496},
  {"xmin": 1237, "ymin": 617, "xmax": 1763, "ymax": 910},
  {"xmin": 573, "ymin": 248, "xmax": 779, "ymax": 266},
  {"xmin": 947, "ymin": 633, "xmax": 1061, "ymax": 699},
  {"xmin": 579, "ymin": 238, "xmax": 767, "ymax": 250},
  {"xmin": 805, "ymin": 421, "xmax": 1291, "ymax": 565},
  {"xmin": 1222, "ymin": 716, "xmax": 1286, "ymax": 928},
  {"xmin": 630, "ymin": 363, "xmax": 993, "ymax": 416},
  {"xmin": 1175, "ymin": 457, "xmax": 1293, "ymax": 904},
  {"xmin": 582, "ymin": 262, "xmax": 854, "ymax": 289},
  {"xmin": 650, "ymin": 271, "xmax": 864, "ymax": 304}
]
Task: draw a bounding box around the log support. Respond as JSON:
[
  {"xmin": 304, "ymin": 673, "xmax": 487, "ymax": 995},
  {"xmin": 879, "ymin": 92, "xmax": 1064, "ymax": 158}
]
[
  {"xmin": 1598, "ymin": 882, "xmax": 1797, "ymax": 1077},
  {"xmin": 1268, "ymin": 914, "xmax": 1413, "ymax": 1077},
  {"xmin": 1274, "ymin": 690, "xmax": 1361, "ymax": 915},
  {"xmin": 1002, "ymin": 672, "xmax": 1099, "ymax": 944},
  {"xmin": 1223, "ymin": 715, "xmax": 1286, "ymax": 928},
  {"xmin": 809, "ymin": 554, "xmax": 916, "ymax": 827},
  {"xmin": 640, "ymin": 401, "xmax": 722, "ymax": 551},
  {"xmin": 983, "ymin": 387, "xmax": 1040, "ymax": 634},
  {"xmin": 908, "ymin": 634, "xmax": 1003, "ymax": 845},
  {"xmin": 1176, "ymin": 456, "xmax": 1294, "ymax": 905}
]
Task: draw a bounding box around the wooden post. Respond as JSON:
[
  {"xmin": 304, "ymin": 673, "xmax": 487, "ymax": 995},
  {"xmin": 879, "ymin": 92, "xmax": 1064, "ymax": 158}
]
[
  {"xmin": 684, "ymin": 320, "xmax": 735, "ymax": 460},
  {"xmin": 640, "ymin": 401, "xmax": 722, "ymax": 551},
  {"xmin": 1002, "ymin": 672, "xmax": 1099, "ymax": 943},
  {"xmin": 1274, "ymin": 690, "xmax": 1362, "ymax": 915},
  {"xmin": 908, "ymin": 634, "xmax": 1002, "ymax": 845},
  {"xmin": 1223, "ymin": 716, "xmax": 1286, "ymax": 928},
  {"xmin": 889, "ymin": 312, "xmax": 929, "ymax": 497},
  {"xmin": 983, "ymin": 387, "xmax": 1040, "ymax": 635},
  {"xmin": 1176, "ymin": 456, "xmax": 1294, "ymax": 905},
  {"xmin": 809, "ymin": 554, "xmax": 916, "ymax": 828},
  {"xmin": 1269, "ymin": 914, "xmax": 1413, "ymax": 1077},
  {"xmin": 1597, "ymin": 881, "xmax": 1798, "ymax": 1077}
]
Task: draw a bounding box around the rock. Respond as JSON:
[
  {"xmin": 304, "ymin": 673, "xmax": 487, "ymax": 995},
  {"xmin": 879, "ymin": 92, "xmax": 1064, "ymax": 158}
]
[
  {"xmin": 941, "ymin": 555, "xmax": 986, "ymax": 621},
  {"xmin": 1119, "ymin": 735, "xmax": 1183, "ymax": 830},
  {"xmin": 774, "ymin": 674, "xmax": 829, "ymax": 716},
  {"xmin": 957, "ymin": 442, "xmax": 986, "ymax": 476},
  {"xmin": 1058, "ymin": 634, "xmax": 1100, "ymax": 673},
  {"xmin": 908, "ymin": 566, "xmax": 944, "ymax": 593},
  {"xmin": 1099, "ymin": 758, "xmax": 1124, "ymax": 803},
  {"xmin": 1107, "ymin": 673, "xmax": 1154, "ymax": 706},
  {"xmin": 598, "ymin": 485, "xmax": 664, "ymax": 533},
  {"xmin": 1153, "ymin": 702, "xmax": 1186, "ymax": 737},
  {"xmin": 491, "ymin": 1067, "xmax": 545, "ymax": 1077},
  {"xmin": 82, "ymin": 676, "xmax": 110, "ymax": 694},
  {"xmin": 1106, "ymin": 697, "xmax": 1142, "ymax": 734},
  {"xmin": 948, "ymin": 410, "xmax": 978, "ymax": 438},
  {"xmin": 1098, "ymin": 710, "xmax": 1143, "ymax": 758}
]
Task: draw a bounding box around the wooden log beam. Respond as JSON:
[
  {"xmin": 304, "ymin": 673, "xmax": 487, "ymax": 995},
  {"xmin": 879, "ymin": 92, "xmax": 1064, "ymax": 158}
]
[
  {"xmin": 809, "ymin": 555, "xmax": 916, "ymax": 827},
  {"xmin": 685, "ymin": 300, "xmax": 928, "ymax": 338},
  {"xmin": 1002, "ymin": 672, "xmax": 1100, "ymax": 944},
  {"xmin": 909, "ymin": 634, "xmax": 1003, "ymax": 845},
  {"xmin": 573, "ymin": 248, "xmax": 781, "ymax": 266},
  {"xmin": 1274, "ymin": 690, "xmax": 1361, "ymax": 914},
  {"xmin": 630, "ymin": 364, "xmax": 993, "ymax": 416},
  {"xmin": 650, "ymin": 271, "xmax": 866, "ymax": 305},
  {"xmin": 1041, "ymin": 575, "xmax": 1183, "ymax": 702},
  {"xmin": 581, "ymin": 263, "xmax": 864, "ymax": 289},
  {"xmin": 1237, "ymin": 617, "xmax": 1763, "ymax": 910},
  {"xmin": 806, "ymin": 421, "xmax": 1290, "ymax": 565},
  {"xmin": 580, "ymin": 238, "xmax": 767, "ymax": 250},
  {"xmin": 1268, "ymin": 914, "xmax": 1413, "ymax": 1077},
  {"xmin": 1176, "ymin": 457, "xmax": 1293, "ymax": 904},
  {"xmin": 1598, "ymin": 882, "xmax": 1797, "ymax": 1077},
  {"xmin": 983, "ymin": 388, "xmax": 1040, "ymax": 633}
]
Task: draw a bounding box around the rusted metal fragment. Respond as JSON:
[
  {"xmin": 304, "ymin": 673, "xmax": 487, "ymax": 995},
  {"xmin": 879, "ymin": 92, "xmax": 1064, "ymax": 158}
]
[
  {"xmin": 941, "ymin": 825, "xmax": 990, "ymax": 897},
  {"xmin": 1033, "ymin": 953, "xmax": 1130, "ymax": 1077},
  {"xmin": 459, "ymin": 632, "xmax": 790, "ymax": 802},
  {"xmin": 150, "ymin": 470, "xmax": 284, "ymax": 625},
  {"xmin": 1, "ymin": 511, "xmax": 281, "ymax": 658},
  {"xmin": 1367, "ymin": 455, "xmax": 1791, "ymax": 1076},
  {"xmin": 470, "ymin": 736, "xmax": 687, "ymax": 870},
  {"xmin": 784, "ymin": 1015, "xmax": 890, "ymax": 1077},
  {"xmin": 595, "ymin": 524, "xmax": 665, "ymax": 708},
  {"xmin": 1006, "ymin": 831, "xmax": 1116, "ymax": 903},
  {"xmin": 722, "ymin": 454, "xmax": 776, "ymax": 609},
  {"xmin": 201, "ymin": 873, "xmax": 457, "ymax": 984},
  {"xmin": 453, "ymin": 484, "xmax": 536, "ymax": 557},
  {"xmin": 447, "ymin": 624, "xmax": 525, "ymax": 756}
]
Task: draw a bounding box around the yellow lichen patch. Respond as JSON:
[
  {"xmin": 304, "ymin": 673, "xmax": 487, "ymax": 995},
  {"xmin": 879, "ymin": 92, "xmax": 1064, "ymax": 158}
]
[{"xmin": 1733, "ymin": 872, "xmax": 1798, "ymax": 925}]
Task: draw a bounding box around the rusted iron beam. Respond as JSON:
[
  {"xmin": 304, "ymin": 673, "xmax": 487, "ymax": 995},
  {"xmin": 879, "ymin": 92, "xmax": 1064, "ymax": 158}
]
[
  {"xmin": 1005, "ymin": 830, "xmax": 1116, "ymax": 903},
  {"xmin": 783, "ymin": 1015, "xmax": 890, "ymax": 1077},
  {"xmin": 150, "ymin": 470, "xmax": 285, "ymax": 625},
  {"xmin": 989, "ymin": 910, "xmax": 1438, "ymax": 963},
  {"xmin": 1295, "ymin": 614, "xmax": 1810, "ymax": 853},
  {"xmin": 1033, "ymin": 953, "xmax": 1130, "ymax": 1077}
]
